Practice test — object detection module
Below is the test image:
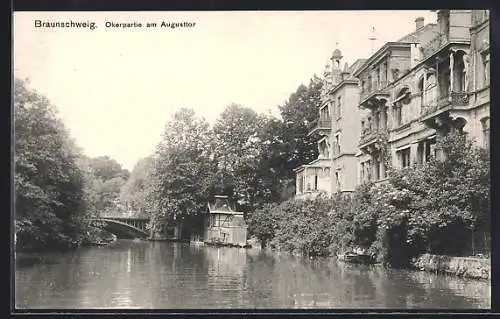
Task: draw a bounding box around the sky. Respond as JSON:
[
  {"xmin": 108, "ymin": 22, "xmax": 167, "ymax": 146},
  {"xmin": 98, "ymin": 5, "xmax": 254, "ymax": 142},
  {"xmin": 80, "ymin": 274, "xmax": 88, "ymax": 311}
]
[{"xmin": 13, "ymin": 10, "xmax": 437, "ymax": 170}]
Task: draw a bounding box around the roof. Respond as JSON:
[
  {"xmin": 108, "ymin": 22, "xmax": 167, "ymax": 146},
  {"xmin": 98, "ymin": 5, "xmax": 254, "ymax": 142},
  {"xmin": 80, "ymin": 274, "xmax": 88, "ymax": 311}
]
[
  {"xmin": 293, "ymin": 158, "xmax": 331, "ymax": 172},
  {"xmin": 397, "ymin": 23, "xmax": 438, "ymax": 43},
  {"xmin": 348, "ymin": 59, "xmax": 367, "ymax": 75},
  {"xmin": 353, "ymin": 42, "xmax": 410, "ymax": 76},
  {"xmin": 354, "ymin": 23, "xmax": 438, "ymax": 77},
  {"xmin": 208, "ymin": 196, "xmax": 243, "ymax": 215},
  {"xmin": 332, "ymin": 48, "xmax": 343, "ymax": 59}
]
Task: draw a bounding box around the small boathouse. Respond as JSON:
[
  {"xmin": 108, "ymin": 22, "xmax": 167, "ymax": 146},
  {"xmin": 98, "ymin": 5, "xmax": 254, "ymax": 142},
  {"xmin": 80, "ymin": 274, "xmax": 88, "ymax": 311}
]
[{"xmin": 204, "ymin": 195, "xmax": 247, "ymax": 247}]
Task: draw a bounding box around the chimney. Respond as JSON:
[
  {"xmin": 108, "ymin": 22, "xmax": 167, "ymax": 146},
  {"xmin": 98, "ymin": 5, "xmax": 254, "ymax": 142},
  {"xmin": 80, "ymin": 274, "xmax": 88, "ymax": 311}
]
[{"xmin": 415, "ymin": 17, "xmax": 425, "ymax": 30}]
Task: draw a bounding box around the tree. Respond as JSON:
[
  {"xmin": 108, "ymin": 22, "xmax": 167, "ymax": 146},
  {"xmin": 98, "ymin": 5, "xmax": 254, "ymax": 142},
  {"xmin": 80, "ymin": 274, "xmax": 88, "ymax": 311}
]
[
  {"xmin": 147, "ymin": 108, "xmax": 215, "ymax": 234},
  {"xmin": 278, "ymin": 76, "xmax": 323, "ymax": 180},
  {"xmin": 77, "ymin": 155, "xmax": 130, "ymax": 216},
  {"xmin": 120, "ymin": 156, "xmax": 155, "ymax": 217},
  {"xmin": 248, "ymin": 203, "xmax": 279, "ymax": 248},
  {"xmin": 86, "ymin": 156, "xmax": 130, "ymax": 181},
  {"xmin": 14, "ymin": 78, "xmax": 88, "ymax": 250},
  {"xmin": 211, "ymin": 104, "xmax": 280, "ymax": 215}
]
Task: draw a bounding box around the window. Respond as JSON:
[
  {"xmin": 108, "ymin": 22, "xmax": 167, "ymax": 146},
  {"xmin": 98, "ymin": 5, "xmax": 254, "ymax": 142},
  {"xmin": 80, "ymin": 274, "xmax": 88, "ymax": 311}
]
[
  {"xmin": 298, "ymin": 174, "xmax": 304, "ymax": 193},
  {"xmin": 320, "ymin": 105, "xmax": 330, "ymax": 120},
  {"xmin": 397, "ymin": 148, "xmax": 411, "ymax": 168},
  {"xmin": 393, "ymin": 88, "xmax": 410, "ymax": 127},
  {"xmin": 366, "ymin": 160, "xmax": 372, "ymax": 181},
  {"xmin": 211, "ymin": 215, "xmax": 221, "ymax": 227},
  {"xmin": 383, "ymin": 62, "xmax": 388, "ymax": 85},
  {"xmin": 451, "ymin": 51, "xmax": 467, "ymax": 92},
  {"xmin": 418, "ymin": 77, "xmax": 424, "ymax": 106},
  {"xmin": 314, "ymin": 175, "xmax": 318, "ymax": 191},
  {"xmin": 361, "ymin": 80, "xmax": 365, "ymax": 93},
  {"xmin": 482, "ymin": 117, "xmax": 490, "ymax": 149},
  {"xmin": 416, "ymin": 138, "xmax": 435, "ymax": 165},
  {"xmin": 375, "ymin": 68, "xmax": 380, "ymax": 90},
  {"xmin": 334, "ymin": 134, "xmax": 341, "ymax": 155},
  {"xmin": 335, "ymin": 171, "xmax": 341, "ymax": 190},
  {"xmin": 367, "ymin": 75, "xmax": 372, "ymax": 92},
  {"xmin": 417, "ymin": 141, "xmax": 425, "ymax": 165},
  {"xmin": 483, "ymin": 53, "xmax": 490, "ymax": 85},
  {"xmin": 425, "ymin": 137, "xmax": 436, "ymax": 162},
  {"xmin": 381, "ymin": 160, "xmax": 386, "ymax": 179},
  {"xmin": 374, "ymin": 111, "xmax": 380, "ymax": 130},
  {"xmin": 382, "ymin": 109, "xmax": 388, "ymax": 130},
  {"xmin": 337, "ymin": 96, "xmax": 342, "ymax": 119},
  {"xmin": 425, "ymin": 74, "xmax": 437, "ymax": 105},
  {"xmin": 394, "ymin": 104, "xmax": 402, "ymax": 127},
  {"xmin": 360, "ymin": 162, "xmax": 365, "ymax": 183},
  {"xmin": 441, "ymin": 69, "xmax": 450, "ymax": 97},
  {"xmin": 319, "ymin": 140, "xmax": 328, "ymax": 158},
  {"xmin": 373, "ymin": 156, "xmax": 380, "ymax": 180}
]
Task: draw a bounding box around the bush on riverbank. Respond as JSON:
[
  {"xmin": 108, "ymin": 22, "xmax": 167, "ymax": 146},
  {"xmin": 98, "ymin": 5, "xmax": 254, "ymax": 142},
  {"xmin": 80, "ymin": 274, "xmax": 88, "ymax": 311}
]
[
  {"xmin": 249, "ymin": 132, "xmax": 490, "ymax": 267},
  {"xmin": 411, "ymin": 253, "xmax": 490, "ymax": 280}
]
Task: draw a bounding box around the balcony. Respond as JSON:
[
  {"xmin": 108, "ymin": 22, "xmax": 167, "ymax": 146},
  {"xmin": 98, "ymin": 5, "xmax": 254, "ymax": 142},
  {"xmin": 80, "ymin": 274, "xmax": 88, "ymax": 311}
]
[
  {"xmin": 420, "ymin": 91, "xmax": 470, "ymax": 120},
  {"xmin": 358, "ymin": 128, "xmax": 388, "ymax": 153},
  {"xmin": 451, "ymin": 91, "xmax": 470, "ymax": 105},
  {"xmin": 309, "ymin": 116, "xmax": 332, "ymax": 136},
  {"xmin": 359, "ymin": 89, "xmax": 390, "ymax": 110}
]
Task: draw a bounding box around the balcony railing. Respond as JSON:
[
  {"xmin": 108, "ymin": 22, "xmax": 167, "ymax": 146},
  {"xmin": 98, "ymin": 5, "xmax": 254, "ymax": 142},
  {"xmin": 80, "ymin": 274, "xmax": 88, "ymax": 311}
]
[
  {"xmin": 309, "ymin": 116, "xmax": 332, "ymax": 136},
  {"xmin": 451, "ymin": 91, "xmax": 470, "ymax": 106},
  {"xmin": 316, "ymin": 118, "xmax": 332, "ymax": 128},
  {"xmin": 420, "ymin": 92, "xmax": 470, "ymax": 118},
  {"xmin": 359, "ymin": 128, "xmax": 387, "ymax": 146},
  {"xmin": 360, "ymin": 88, "xmax": 390, "ymax": 107}
]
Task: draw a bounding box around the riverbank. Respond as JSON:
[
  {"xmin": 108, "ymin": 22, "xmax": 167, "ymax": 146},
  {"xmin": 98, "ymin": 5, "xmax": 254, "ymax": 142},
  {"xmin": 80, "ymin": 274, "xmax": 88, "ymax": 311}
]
[
  {"xmin": 411, "ymin": 253, "xmax": 490, "ymax": 280},
  {"xmin": 15, "ymin": 227, "xmax": 117, "ymax": 259},
  {"xmin": 260, "ymin": 240, "xmax": 490, "ymax": 281}
]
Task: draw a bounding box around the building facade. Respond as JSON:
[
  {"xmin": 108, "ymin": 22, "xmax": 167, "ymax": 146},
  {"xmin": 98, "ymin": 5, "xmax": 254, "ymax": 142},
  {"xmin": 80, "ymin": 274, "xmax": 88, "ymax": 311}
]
[
  {"xmin": 354, "ymin": 18, "xmax": 439, "ymax": 183},
  {"xmin": 295, "ymin": 10, "xmax": 489, "ymax": 197},
  {"xmin": 294, "ymin": 48, "xmax": 365, "ymax": 197},
  {"xmin": 468, "ymin": 10, "xmax": 490, "ymax": 149}
]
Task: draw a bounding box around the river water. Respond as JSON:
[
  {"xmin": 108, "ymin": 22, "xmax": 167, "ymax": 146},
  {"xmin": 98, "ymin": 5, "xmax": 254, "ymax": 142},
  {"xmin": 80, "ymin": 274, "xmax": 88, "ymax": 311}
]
[{"xmin": 15, "ymin": 240, "xmax": 490, "ymax": 309}]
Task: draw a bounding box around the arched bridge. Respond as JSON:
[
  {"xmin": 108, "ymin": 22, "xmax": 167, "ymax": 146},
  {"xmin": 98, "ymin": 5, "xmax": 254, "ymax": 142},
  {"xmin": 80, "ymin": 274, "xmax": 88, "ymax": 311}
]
[{"xmin": 92, "ymin": 215, "xmax": 150, "ymax": 239}]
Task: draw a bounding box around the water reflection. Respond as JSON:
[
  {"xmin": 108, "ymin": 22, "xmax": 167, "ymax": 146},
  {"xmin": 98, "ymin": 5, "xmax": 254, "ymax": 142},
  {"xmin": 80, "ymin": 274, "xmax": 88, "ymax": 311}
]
[{"xmin": 15, "ymin": 241, "xmax": 490, "ymax": 309}]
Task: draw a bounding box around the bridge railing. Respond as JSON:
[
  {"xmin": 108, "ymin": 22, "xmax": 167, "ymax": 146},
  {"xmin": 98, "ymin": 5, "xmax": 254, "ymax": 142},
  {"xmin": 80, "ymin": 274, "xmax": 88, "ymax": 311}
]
[{"xmin": 98, "ymin": 212, "xmax": 150, "ymax": 219}]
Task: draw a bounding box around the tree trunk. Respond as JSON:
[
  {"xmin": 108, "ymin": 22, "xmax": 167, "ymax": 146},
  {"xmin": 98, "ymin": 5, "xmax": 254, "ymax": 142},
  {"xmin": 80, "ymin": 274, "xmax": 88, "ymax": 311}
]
[{"xmin": 471, "ymin": 227, "xmax": 475, "ymax": 256}]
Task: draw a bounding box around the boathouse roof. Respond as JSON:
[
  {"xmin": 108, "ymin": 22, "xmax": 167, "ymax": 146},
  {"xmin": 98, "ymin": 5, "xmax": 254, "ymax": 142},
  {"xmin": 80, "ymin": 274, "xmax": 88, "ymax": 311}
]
[{"xmin": 208, "ymin": 195, "xmax": 243, "ymax": 215}]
